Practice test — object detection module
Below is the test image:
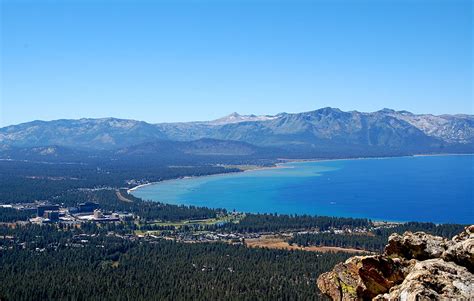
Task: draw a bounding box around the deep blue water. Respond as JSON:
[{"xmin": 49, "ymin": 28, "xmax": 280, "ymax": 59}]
[{"xmin": 132, "ymin": 155, "xmax": 474, "ymax": 224}]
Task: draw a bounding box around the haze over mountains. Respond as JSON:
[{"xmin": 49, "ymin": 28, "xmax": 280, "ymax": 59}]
[{"xmin": 1, "ymin": 108, "xmax": 473, "ymax": 161}]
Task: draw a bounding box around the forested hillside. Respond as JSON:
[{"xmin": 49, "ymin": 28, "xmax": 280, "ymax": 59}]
[{"xmin": 0, "ymin": 224, "xmax": 350, "ymax": 301}]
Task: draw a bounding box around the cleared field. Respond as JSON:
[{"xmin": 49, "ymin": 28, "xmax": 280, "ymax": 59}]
[{"xmin": 245, "ymin": 235, "xmax": 370, "ymax": 254}]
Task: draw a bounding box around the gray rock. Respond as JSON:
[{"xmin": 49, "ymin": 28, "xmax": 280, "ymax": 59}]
[
  {"xmin": 375, "ymin": 259, "xmax": 474, "ymax": 300},
  {"xmin": 442, "ymin": 225, "xmax": 474, "ymax": 272},
  {"xmin": 385, "ymin": 231, "xmax": 451, "ymax": 260}
]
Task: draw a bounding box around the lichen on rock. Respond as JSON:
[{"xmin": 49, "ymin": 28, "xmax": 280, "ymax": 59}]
[
  {"xmin": 317, "ymin": 225, "xmax": 474, "ymax": 300},
  {"xmin": 317, "ymin": 255, "xmax": 409, "ymax": 300}
]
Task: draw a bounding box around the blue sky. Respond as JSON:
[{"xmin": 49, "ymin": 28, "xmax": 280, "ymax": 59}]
[{"xmin": 1, "ymin": 0, "xmax": 472, "ymax": 126}]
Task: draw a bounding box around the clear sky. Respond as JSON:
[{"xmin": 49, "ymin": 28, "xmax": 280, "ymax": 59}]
[{"xmin": 0, "ymin": 0, "xmax": 472, "ymax": 127}]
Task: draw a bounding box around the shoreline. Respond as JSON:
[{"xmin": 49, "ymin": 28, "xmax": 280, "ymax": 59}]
[
  {"xmin": 127, "ymin": 152, "xmax": 473, "ymax": 195},
  {"xmin": 127, "ymin": 159, "xmax": 306, "ymax": 194},
  {"xmin": 278, "ymin": 152, "xmax": 474, "ymax": 164}
]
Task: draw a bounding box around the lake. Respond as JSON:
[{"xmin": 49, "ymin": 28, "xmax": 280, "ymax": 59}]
[{"xmin": 131, "ymin": 155, "xmax": 474, "ymax": 224}]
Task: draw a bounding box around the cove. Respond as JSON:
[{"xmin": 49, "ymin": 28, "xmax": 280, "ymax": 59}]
[{"xmin": 131, "ymin": 155, "xmax": 474, "ymax": 224}]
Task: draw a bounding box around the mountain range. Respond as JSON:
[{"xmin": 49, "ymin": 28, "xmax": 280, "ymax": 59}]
[{"xmin": 1, "ymin": 108, "xmax": 472, "ymax": 161}]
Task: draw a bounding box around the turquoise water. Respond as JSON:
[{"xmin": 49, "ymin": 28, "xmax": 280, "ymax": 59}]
[{"xmin": 132, "ymin": 155, "xmax": 474, "ymax": 224}]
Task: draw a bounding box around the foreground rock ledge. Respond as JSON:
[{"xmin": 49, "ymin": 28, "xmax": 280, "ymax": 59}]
[{"xmin": 317, "ymin": 225, "xmax": 474, "ymax": 300}]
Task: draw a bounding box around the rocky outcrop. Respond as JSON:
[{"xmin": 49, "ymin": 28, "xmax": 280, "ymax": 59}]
[
  {"xmin": 317, "ymin": 225, "xmax": 474, "ymax": 300},
  {"xmin": 384, "ymin": 231, "xmax": 450, "ymax": 260},
  {"xmin": 442, "ymin": 225, "xmax": 474, "ymax": 273},
  {"xmin": 375, "ymin": 259, "xmax": 474, "ymax": 300},
  {"xmin": 384, "ymin": 225, "xmax": 474, "ymax": 272},
  {"xmin": 316, "ymin": 256, "xmax": 411, "ymax": 300}
]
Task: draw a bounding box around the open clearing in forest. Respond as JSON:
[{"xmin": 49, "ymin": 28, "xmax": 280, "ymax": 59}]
[{"xmin": 245, "ymin": 235, "xmax": 370, "ymax": 254}]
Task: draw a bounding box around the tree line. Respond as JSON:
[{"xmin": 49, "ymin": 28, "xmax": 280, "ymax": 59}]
[
  {"xmin": 289, "ymin": 222, "xmax": 467, "ymax": 252},
  {"xmin": 213, "ymin": 213, "xmax": 370, "ymax": 233}
]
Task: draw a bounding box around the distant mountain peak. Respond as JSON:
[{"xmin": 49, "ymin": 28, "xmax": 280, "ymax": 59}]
[
  {"xmin": 208, "ymin": 112, "xmax": 278, "ymax": 125},
  {"xmin": 378, "ymin": 108, "xmax": 396, "ymax": 113},
  {"xmin": 309, "ymin": 107, "xmax": 342, "ymax": 114}
]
